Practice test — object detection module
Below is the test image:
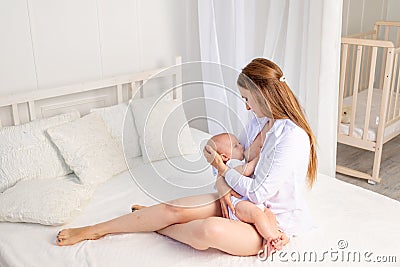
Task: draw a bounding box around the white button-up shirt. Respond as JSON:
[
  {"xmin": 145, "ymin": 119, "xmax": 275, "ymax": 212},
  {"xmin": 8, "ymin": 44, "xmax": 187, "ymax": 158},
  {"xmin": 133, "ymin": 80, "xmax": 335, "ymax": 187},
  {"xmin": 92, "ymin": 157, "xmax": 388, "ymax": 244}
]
[{"xmin": 225, "ymin": 118, "xmax": 315, "ymax": 236}]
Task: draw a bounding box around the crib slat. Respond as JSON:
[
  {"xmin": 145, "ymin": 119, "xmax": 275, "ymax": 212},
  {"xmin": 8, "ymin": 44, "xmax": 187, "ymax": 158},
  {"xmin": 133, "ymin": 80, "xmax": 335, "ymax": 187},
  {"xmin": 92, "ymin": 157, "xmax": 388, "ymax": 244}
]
[
  {"xmin": 365, "ymin": 46, "xmax": 372, "ymax": 89},
  {"xmin": 380, "ymin": 50, "xmax": 387, "ymax": 90},
  {"xmin": 380, "ymin": 27, "xmax": 391, "ymax": 89},
  {"xmin": 350, "ymin": 45, "xmax": 357, "ymax": 97},
  {"xmin": 11, "ymin": 103, "xmax": 20, "ymax": 126},
  {"xmin": 388, "ymin": 53, "xmax": 398, "ymax": 121},
  {"xmin": 360, "ymin": 47, "xmax": 366, "ymax": 92},
  {"xmin": 373, "ymin": 47, "xmax": 395, "ymax": 179},
  {"xmin": 378, "ymin": 26, "xmax": 389, "ymax": 90},
  {"xmin": 345, "ymin": 45, "xmax": 351, "ymax": 97},
  {"xmin": 28, "ymin": 101, "xmax": 36, "ymax": 121},
  {"xmin": 397, "ymin": 28, "xmax": 400, "ymax": 47},
  {"xmin": 363, "ymin": 47, "xmax": 378, "ymax": 140},
  {"xmin": 117, "ymin": 84, "xmax": 123, "ymax": 104},
  {"xmin": 338, "ymin": 44, "xmax": 349, "ymax": 131},
  {"xmin": 395, "ymin": 57, "xmax": 400, "ymax": 118},
  {"xmin": 378, "ymin": 48, "xmax": 395, "ymax": 132},
  {"xmin": 349, "ymin": 45, "xmax": 363, "ymax": 137}
]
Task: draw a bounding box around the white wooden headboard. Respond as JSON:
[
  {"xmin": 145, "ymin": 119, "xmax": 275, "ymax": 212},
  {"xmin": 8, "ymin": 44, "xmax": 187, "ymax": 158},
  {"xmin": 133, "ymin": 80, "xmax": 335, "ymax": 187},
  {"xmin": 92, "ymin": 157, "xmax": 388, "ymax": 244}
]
[{"xmin": 0, "ymin": 57, "xmax": 182, "ymax": 127}]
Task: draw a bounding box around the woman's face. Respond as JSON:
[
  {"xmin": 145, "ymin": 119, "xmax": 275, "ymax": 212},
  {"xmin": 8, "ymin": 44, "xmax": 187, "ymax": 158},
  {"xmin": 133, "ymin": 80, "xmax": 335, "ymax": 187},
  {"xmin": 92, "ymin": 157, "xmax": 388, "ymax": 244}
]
[{"xmin": 238, "ymin": 86, "xmax": 263, "ymax": 117}]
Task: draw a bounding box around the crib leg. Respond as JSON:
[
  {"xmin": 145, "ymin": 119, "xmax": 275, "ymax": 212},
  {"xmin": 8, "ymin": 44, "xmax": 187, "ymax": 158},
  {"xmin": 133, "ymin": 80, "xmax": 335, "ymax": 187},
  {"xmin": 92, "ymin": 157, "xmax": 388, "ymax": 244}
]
[{"xmin": 371, "ymin": 143, "xmax": 383, "ymax": 184}]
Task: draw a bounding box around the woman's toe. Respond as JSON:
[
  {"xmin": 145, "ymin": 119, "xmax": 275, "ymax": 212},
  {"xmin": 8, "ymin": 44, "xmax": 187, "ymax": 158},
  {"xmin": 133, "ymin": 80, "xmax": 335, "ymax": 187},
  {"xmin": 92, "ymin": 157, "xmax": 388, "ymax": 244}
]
[{"xmin": 57, "ymin": 230, "xmax": 68, "ymax": 239}]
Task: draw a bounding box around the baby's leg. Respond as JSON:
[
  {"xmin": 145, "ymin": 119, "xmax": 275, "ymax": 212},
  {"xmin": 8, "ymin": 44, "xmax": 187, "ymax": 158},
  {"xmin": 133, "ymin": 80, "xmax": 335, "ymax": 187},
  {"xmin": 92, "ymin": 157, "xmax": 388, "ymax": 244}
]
[
  {"xmin": 261, "ymin": 208, "xmax": 289, "ymax": 251},
  {"xmin": 234, "ymin": 201, "xmax": 280, "ymax": 240},
  {"xmin": 234, "ymin": 201, "xmax": 289, "ymax": 252}
]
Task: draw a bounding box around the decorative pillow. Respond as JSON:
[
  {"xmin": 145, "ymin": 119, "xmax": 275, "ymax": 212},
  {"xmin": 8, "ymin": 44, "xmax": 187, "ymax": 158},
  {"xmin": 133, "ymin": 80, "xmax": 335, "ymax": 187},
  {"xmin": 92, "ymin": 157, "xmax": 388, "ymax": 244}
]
[
  {"xmin": 47, "ymin": 112, "xmax": 127, "ymax": 185},
  {"xmin": 0, "ymin": 111, "xmax": 80, "ymax": 193},
  {"xmin": 0, "ymin": 178, "xmax": 94, "ymax": 225},
  {"xmin": 131, "ymin": 97, "xmax": 198, "ymax": 163},
  {"xmin": 90, "ymin": 103, "xmax": 141, "ymax": 158}
]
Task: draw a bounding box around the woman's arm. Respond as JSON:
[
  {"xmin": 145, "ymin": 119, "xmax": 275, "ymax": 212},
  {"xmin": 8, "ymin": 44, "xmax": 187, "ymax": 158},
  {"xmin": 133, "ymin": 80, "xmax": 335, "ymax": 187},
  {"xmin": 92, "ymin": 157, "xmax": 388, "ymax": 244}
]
[{"xmin": 215, "ymin": 176, "xmax": 241, "ymax": 218}]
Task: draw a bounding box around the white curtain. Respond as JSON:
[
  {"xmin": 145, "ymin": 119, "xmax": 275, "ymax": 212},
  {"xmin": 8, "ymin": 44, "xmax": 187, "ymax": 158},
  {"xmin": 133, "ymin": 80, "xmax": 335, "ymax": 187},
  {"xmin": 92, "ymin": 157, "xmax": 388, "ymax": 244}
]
[{"xmin": 197, "ymin": 0, "xmax": 343, "ymax": 177}]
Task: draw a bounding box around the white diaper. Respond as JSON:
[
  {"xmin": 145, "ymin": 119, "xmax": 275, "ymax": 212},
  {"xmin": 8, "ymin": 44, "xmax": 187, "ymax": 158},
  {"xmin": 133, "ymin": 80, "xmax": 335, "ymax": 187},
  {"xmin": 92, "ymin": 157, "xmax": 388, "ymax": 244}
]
[{"xmin": 228, "ymin": 196, "xmax": 265, "ymax": 221}]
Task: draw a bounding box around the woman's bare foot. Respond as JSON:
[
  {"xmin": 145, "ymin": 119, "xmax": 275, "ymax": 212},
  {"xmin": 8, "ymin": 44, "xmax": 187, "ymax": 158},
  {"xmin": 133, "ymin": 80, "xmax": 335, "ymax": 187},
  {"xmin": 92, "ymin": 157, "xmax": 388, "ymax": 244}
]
[
  {"xmin": 131, "ymin": 204, "xmax": 147, "ymax": 212},
  {"xmin": 56, "ymin": 226, "xmax": 104, "ymax": 246}
]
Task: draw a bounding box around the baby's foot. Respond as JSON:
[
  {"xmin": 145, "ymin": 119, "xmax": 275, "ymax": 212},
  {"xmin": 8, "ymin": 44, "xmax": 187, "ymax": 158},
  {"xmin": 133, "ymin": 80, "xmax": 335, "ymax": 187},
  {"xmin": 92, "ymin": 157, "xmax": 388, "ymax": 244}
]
[
  {"xmin": 56, "ymin": 226, "xmax": 104, "ymax": 246},
  {"xmin": 260, "ymin": 238, "xmax": 277, "ymax": 258},
  {"xmin": 131, "ymin": 204, "xmax": 147, "ymax": 212},
  {"xmin": 271, "ymin": 232, "xmax": 290, "ymax": 251}
]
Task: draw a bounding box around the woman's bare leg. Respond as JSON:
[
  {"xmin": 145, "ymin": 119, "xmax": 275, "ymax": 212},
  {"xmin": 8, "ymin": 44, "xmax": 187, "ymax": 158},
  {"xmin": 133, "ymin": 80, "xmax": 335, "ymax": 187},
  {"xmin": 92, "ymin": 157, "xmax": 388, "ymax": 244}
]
[
  {"xmin": 56, "ymin": 193, "xmax": 220, "ymax": 246},
  {"xmin": 157, "ymin": 217, "xmax": 263, "ymax": 256}
]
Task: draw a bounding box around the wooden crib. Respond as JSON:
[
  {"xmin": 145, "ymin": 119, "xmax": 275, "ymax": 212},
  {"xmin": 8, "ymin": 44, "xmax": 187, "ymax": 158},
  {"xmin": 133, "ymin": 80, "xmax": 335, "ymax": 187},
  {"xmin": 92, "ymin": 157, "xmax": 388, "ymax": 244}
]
[{"xmin": 337, "ymin": 21, "xmax": 400, "ymax": 184}]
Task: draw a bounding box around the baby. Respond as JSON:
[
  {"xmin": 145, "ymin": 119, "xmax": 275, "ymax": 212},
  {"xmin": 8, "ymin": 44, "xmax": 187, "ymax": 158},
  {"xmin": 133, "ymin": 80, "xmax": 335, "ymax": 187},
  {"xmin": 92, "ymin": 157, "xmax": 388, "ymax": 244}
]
[{"xmin": 208, "ymin": 133, "xmax": 288, "ymax": 254}]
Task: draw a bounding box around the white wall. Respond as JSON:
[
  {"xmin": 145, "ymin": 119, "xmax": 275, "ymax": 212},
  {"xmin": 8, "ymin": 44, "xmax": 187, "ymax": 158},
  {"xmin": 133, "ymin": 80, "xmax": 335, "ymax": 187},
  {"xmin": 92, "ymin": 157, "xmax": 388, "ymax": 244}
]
[
  {"xmin": 342, "ymin": 0, "xmax": 400, "ymax": 36},
  {"xmin": 0, "ymin": 0, "xmax": 207, "ymax": 131}
]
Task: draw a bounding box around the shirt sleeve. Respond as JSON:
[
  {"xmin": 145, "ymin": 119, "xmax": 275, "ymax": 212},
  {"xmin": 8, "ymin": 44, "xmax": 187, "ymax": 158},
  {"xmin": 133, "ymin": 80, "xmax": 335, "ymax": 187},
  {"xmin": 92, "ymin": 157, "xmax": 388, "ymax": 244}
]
[{"xmin": 225, "ymin": 126, "xmax": 308, "ymax": 204}]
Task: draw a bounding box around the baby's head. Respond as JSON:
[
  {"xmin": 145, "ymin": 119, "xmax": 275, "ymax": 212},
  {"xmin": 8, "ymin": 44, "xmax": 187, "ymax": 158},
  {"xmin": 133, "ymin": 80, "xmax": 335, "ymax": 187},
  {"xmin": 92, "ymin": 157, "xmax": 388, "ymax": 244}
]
[{"xmin": 207, "ymin": 133, "xmax": 244, "ymax": 162}]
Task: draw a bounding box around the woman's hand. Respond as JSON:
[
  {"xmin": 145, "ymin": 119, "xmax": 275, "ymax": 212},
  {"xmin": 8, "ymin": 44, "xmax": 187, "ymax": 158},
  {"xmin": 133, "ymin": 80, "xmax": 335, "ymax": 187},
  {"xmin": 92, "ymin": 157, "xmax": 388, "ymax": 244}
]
[
  {"xmin": 215, "ymin": 176, "xmax": 242, "ymax": 219},
  {"xmin": 203, "ymin": 145, "xmax": 229, "ymax": 175}
]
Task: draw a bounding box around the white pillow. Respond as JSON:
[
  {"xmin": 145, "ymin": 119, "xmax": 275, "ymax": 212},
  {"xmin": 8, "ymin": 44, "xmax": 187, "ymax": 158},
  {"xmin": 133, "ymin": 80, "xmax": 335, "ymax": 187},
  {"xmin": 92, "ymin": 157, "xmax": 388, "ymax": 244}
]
[
  {"xmin": 0, "ymin": 178, "xmax": 94, "ymax": 225},
  {"xmin": 131, "ymin": 97, "xmax": 198, "ymax": 163},
  {"xmin": 47, "ymin": 112, "xmax": 127, "ymax": 185},
  {"xmin": 90, "ymin": 103, "xmax": 141, "ymax": 158},
  {"xmin": 0, "ymin": 111, "xmax": 80, "ymax": 193}
]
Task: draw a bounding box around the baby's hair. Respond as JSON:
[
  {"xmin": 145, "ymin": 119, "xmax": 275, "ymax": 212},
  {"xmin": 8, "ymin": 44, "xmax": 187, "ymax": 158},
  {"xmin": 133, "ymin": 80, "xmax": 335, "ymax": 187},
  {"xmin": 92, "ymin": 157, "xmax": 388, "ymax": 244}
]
[
  {"xmin": 206, "ymin": 133, "xmax": 235, "ymax": 164},
  {"xmin": 207, "ymin": 133, "xmax": 235, "ymax": 154}
]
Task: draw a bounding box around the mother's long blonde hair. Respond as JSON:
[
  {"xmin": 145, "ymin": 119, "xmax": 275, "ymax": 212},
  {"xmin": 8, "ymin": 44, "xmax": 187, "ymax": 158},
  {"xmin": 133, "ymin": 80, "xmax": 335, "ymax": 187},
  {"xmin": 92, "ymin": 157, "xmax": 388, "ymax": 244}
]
[{"xmin": 237, "ymin": 58, "xmax": 317, "ymax": 187}]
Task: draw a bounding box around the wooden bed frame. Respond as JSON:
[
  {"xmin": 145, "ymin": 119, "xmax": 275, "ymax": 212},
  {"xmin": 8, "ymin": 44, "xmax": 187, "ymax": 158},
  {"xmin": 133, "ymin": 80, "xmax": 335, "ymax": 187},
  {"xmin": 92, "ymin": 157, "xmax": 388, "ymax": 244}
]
[
  {"xmin": 337, "ymin": 21, "xmax": 400, "ymax": 184},
  {"xmin": 0, "ymin": 57, "xmax": 182, "ymax": 128}
]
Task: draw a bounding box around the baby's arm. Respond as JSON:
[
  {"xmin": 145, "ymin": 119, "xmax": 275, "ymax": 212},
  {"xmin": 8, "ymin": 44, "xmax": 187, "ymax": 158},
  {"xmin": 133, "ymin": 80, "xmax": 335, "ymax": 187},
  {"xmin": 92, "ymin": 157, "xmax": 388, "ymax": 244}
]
[{"xmin": 233, "ymin": 156, "xmax": 259, "ymax": 177}]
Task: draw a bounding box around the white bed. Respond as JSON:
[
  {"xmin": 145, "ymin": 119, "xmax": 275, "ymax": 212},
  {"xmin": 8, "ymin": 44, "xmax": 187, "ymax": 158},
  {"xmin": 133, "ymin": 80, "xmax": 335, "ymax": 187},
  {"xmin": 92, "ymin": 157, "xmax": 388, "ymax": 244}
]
[
  {"xmin": 1, "ymin": 59, "xmax": 400, "ymax": 266},
  {"xmin": 0, "ymin": 128, "xmax": 400, "ymax": 267}
]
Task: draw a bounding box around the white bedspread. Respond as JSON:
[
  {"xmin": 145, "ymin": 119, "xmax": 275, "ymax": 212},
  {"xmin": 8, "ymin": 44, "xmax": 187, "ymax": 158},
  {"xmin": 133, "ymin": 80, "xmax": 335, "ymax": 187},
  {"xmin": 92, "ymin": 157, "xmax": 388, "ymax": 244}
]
[{"xmin": 1, "ymin": 129, "xmax": 400, "ymax": 266}]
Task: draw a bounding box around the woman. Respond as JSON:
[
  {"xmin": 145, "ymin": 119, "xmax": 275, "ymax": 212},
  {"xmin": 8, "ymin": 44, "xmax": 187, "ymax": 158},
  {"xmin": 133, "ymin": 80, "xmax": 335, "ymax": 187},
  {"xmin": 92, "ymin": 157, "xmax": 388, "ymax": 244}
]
[{"xmin": 56, "ymin": 58, "xmax": 317, "ymax": 257}]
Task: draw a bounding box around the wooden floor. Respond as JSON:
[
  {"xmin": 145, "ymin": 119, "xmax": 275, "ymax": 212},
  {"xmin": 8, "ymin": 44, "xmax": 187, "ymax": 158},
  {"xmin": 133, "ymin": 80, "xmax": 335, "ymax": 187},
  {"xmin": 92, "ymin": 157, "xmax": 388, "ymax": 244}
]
[{"xmin": 336, "ymin": 134, "xmax": 400, "ymax": 201}]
